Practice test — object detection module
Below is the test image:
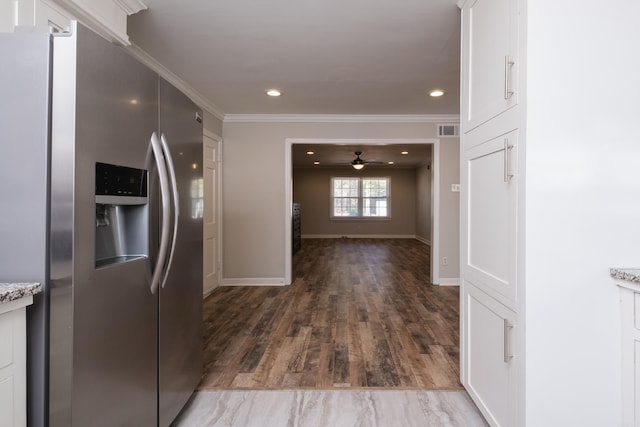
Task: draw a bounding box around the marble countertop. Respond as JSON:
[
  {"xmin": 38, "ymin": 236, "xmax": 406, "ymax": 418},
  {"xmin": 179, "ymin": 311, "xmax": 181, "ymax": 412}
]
[
  {"xmin": 0, "ymin": 282, "xmax": 42, "ymax": 304},
  {"xmin": 610, "ymin": 268, "xmax": 640, "ymax": 284}
]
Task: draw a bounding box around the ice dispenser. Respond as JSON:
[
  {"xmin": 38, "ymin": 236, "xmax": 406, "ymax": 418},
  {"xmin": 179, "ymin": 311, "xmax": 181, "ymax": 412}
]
[{"xmin": 95, "ymin": 162, "xmax": 148, "ymax": 268}]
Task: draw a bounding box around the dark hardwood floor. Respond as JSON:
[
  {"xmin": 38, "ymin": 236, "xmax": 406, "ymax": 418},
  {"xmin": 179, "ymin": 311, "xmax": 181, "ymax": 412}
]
[{"xmin": 198, "ymin": 238, "xmax": 461, "ymax": 390}]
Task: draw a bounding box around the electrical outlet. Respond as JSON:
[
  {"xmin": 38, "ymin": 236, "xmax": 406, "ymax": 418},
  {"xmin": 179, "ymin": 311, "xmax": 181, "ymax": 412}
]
[{"xmin": 442, "ymin": 257, "xmax": 448, "ymax": 266}]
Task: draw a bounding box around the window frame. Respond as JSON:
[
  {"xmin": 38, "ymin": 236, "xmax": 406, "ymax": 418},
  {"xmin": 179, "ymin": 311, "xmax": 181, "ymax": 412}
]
[{"xmin": 330, "ymin": 176, "xmax": 391, "ymax": 219}]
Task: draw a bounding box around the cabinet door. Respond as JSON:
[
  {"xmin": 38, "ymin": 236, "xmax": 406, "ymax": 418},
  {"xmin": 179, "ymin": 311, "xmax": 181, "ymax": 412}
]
[
  {"xmin": 462, "ymin": 282, "xmax": 518, "ymax": 427},
  {"xmin": 462, "ymin": 129, "xmax": 518, "ymax": 307},
  {"xmin": 461, "ymin": 0, "xmax": 519, "ymax": 132}
]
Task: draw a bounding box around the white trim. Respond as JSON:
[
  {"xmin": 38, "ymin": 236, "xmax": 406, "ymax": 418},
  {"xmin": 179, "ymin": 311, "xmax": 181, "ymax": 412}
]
[
  {"xmin": 415, "ymin": 235, "xmax": 432, "ymax": 246},
  {"xmin": 284, "ymin": 137, "xmax": 293, "ymax": 285},
  {"xmin": 126, "ymin": 43, "xmax": 226, "ymax": 120},
  {"xmin": 0, "ymin": 295, "xmax": 33, "ymax": 315},
  {"xmin": 225, "ymin": 114, "xmax": 460, "ymax": 124},
  {"xmin": 113, "ymin": 0, "xmax": 147, "ymax": 15},
  {"xmin": 54, "ymin": 0, "xmax": 144, "ymax": 45},
  {"xmin": 222, "ymin": 278, "xmax": 286, "ymax": 287},
  {"xmin": 204, "ymin": 129, "xmax": 222, "ymax": 141},
  {"xmin": 431, "ymin": 140, "xmax": 440, "ymax": 285},
  {"xmin": 202, "ymin": 131, "xmax": 223, "ymax": 296},
  {"xmin": 436, "ymin": 278, "xmax": 460, "ymax": 286},
  {"xmin": 302, "ymin": 234, "xmax": 417, "ymax": 239},
  {"xmin": 286, "ymin": 137, "xmax": 442, "ymax": 287}
]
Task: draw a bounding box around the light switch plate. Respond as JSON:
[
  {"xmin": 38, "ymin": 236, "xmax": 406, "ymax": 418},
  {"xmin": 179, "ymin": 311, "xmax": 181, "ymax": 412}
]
[{"xmin": 451, "ymin": 184, "xmax": 461, "ymax": 192}]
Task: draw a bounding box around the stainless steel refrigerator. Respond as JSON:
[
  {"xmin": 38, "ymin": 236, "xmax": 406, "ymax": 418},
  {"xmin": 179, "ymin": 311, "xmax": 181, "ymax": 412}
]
[{"xmin": 0, "ymin": 22, "xmax": 203, "ymax": 426}]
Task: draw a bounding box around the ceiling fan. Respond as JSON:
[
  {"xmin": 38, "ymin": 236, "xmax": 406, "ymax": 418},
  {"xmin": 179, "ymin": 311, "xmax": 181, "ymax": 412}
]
[{"xmin": 351, "ymin": 151, "xmax": 384, "ymax": 170}]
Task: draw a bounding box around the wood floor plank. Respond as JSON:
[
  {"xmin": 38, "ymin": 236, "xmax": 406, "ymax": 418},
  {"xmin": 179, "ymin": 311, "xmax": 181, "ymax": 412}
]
[{"xmin": 198, "ymin": 238, "xmax": 462, "ymax": 390}]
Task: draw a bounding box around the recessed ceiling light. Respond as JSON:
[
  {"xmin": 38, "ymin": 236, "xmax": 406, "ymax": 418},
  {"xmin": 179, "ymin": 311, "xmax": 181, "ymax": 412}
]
[
  {"xmin": 429, "ymin": 89, "xmax": 445, "ymax": 97},
  {"xmin": 401, "ymin": 151, "xmax": 409, "ymax": 155},
  {"xmin": 306, "ymin": 151, "xmax": 315, "ymax": 155},
  {"xmin": 313, "ymin": 161, "xmax": 320, "ymax": 165},
  {"xmin": 266, "ymin": 89, "xmax": 282, "ymax": 97},
  {"xmin": 388, "ymin": 161, "xmax": 395, "ymax": 165}
]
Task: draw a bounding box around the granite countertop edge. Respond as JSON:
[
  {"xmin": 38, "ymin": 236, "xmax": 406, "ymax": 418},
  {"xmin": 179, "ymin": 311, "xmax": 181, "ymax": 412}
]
[
  {"xmin": 610, "ymin": 268, "xmax": 640, "ymax": 284},
  {"xmin": 0, "ymin": 282, "xmax": 42, "ymax": 304}
]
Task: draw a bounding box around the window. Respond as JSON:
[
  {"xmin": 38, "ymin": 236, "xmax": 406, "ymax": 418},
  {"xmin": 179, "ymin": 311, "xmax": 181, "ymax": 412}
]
[
  {"xmin": 331, "ymin": 177, "xmax": 389, "ymax": 218},
  {"xmin": 190, "ymin": 178, "xmax": 204, "ymax": 219}
]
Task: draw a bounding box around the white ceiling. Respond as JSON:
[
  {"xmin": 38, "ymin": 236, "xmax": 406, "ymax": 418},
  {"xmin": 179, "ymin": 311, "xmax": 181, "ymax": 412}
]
[{"xmin": 127, "ymin": 0, "xmax": 462, "ymax": 116}]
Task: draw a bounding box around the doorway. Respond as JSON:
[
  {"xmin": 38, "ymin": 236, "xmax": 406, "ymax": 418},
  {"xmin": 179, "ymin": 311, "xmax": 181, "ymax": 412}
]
[{"xmin": 284, "ymin": 138, "xmax": 442, "ymax": 286}]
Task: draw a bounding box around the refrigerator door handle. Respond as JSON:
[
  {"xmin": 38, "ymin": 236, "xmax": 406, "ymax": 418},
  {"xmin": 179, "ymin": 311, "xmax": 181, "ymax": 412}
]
[
  {"xmin": 150, "ymin": 132, "xmax": 171, "ymax": 294},
  {"xmin": 160, "ymin": 133, "xmax": 180, "ymax": 289}
]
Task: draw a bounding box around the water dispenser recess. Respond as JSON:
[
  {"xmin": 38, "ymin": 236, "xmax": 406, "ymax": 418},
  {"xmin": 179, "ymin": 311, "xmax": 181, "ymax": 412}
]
[{"xmin": 95, "ymin": 162, "xmax": 149, "ymax": 268}]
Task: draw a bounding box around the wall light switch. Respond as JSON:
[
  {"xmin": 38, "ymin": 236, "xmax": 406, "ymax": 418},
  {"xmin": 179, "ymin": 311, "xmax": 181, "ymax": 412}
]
[{"xmin": 451, "ymin": 184, "xmax": 461, "ymax": 192}]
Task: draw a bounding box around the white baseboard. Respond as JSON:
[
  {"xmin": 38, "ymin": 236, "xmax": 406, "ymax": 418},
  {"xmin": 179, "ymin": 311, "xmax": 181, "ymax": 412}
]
[
  {"xmin": 302, "ymin": 234, "xmax": 417, "ymax": 239},
  {"xmin": 435, "ymin": 278, "xmax": 460, "ymax": 286},
  {"xmin": 415, "ymin": 235, "xmax": 432, "ymax": 246},
  {"xmin": 222, "ymin": 278, "xmax": 287, "ymax": 287},
  {"xmin": 202, "ymin": 289, "xmax": 215, "ymax": 298}
]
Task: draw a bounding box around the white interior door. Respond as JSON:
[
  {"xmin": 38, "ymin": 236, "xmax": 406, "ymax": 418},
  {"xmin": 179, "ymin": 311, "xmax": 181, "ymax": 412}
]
[{"xmin": 203, "ymin": 132, "xmax": 220, "ymax": 295}]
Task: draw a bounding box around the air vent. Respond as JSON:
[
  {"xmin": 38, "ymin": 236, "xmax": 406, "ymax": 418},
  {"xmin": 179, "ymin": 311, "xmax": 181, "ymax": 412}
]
[{"xmin": 437, "ymin": 124, "xmax": 460, "ymax": 137}]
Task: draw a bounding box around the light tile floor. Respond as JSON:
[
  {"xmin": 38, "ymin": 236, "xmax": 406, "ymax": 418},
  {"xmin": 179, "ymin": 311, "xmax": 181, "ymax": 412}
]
[{"xmin": 173, "ymin": 390, "xmax": 488, "ymax": 427}]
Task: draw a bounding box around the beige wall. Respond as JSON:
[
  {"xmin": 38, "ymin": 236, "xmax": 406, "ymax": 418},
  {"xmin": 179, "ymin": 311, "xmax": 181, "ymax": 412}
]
[
  {"xmin": 293, "ymin": 167, "xmax": 416, "ymax": 237},
  {"xmin": 437, "ymin": 138, "xmax": 460, "ymax": 280},
  {"xmin": 203, "ymin": 111, "xmax": 223, "ymax": 136},
  {"xmin": 415, "ymin": 157, "xmax": 432, "ymax": 242},
  {"xmin": 222, "ymin": 120, "xmax": 459, "ymax": 283}
]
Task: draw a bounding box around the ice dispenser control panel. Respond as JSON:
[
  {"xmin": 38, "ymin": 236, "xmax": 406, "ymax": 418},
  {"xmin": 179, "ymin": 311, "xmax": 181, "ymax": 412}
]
[
  {"xmin": 95, "ymin": 162, "xmax": 148, "ymax": 268},
  {"xmin": 96, "ymin": 162, "xmax": 147, "ymax": 199}
]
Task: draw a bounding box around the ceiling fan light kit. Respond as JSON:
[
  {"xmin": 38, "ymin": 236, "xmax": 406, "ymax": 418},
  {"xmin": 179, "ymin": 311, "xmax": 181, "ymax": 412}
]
[{"xmin": 351, "ymin": 151, "xmax": 365, "ymax": 170}]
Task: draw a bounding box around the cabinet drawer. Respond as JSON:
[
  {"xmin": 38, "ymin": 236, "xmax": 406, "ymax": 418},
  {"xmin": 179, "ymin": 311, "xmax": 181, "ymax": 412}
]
[{"xmin": 462, "ymin": 282, "xmax": 518, "ymax": 426}]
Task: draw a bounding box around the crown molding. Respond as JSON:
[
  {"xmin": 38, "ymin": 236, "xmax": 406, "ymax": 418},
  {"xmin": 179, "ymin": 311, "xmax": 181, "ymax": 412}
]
[
  {"xmin": 224, "ymin": 114, "xmax": 460, "ymax": 124},
  {"xmin": 54, "ymin": 0, "xmax": 146, "ymax": 45},
  {"xmin": 126, "ymin": 43, "xmax": 226, "ymax": 121},
  {"xmin": 113, "ymin": 0, "xmax": 147, "ymax": 15}
]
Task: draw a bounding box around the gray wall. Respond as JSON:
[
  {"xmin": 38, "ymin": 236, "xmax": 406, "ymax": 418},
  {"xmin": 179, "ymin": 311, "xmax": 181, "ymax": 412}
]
[
  {"xmin": 415, "ymin": 158, "xmax": 432, "ymax": 242},
  {"xmin": 222, "ymin": 120, "xmax": 459, "ymax": 283},
  {"xmin": 293, "ymin": 167, "xmax": 416, "ymax": 237},
  {"xmin": 203, "ymin": 110, "xmax": 223, "ymax": 136},
  {"xmin": 437, "ymin": 139, "xmax": 460, "ymax": 280}
]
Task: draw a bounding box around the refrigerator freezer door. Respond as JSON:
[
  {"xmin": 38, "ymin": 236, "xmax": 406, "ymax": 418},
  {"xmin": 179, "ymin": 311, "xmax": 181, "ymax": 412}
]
[
  {"xmin": 0, "ymin": 28, "xmax": 51, "ymax": 427},
  {"xmin": 157, "ymin": 78, "xmax": 203, "ymax": 427},
  {"xmin": 51, "ymin": 23, "xmax": 159, "ymax": 427}
]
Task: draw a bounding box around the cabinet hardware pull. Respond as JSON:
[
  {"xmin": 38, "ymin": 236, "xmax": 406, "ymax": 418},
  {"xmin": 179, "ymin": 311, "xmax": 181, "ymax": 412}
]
[
  {"xmin": 504, "ymin": 55, "xmax": 515, "ymax": 99},
  {"xmin": 504, "ymin": 139, "xmax": 514, "ymax": 182},
  {"xmin": 504, "ymin": 319, "xmax": 514, "ymax": 363}
]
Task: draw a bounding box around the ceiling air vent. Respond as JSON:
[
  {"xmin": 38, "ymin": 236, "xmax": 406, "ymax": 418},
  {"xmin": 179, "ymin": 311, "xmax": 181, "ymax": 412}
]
[{"xmin": 437, "ymin": 124, "xmax": 460, "ymax": 137}]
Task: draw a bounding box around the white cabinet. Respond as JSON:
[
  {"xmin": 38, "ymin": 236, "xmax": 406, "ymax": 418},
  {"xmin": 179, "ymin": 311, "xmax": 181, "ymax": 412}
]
[
  {"xmin": 462, "ymin": 283, "xmax": 518, "ymax": 427},
  {"xmin": 461, "ymin": 0, "xmax": 519, "ymax": 133},
  {"xmin": 0, "ymin": 296, "xmax": 33, "ymax": 427},
  {"xmin": 460, "ymin": 0, "xmax": 524, "ymax": 425},
  {"xmin": 619, "ymin": 285, "xmax": 640, "ymax": 426}
]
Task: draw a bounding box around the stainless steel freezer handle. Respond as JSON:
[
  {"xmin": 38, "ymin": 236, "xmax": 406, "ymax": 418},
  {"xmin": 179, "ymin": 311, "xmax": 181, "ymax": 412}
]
[
  {"xmin": 160, "ymin": 133, "xmax": 179, "ymax": 289},
  {"xmin": 150, "ymin": 132, "xmax": 171, "ymax": 295}
]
